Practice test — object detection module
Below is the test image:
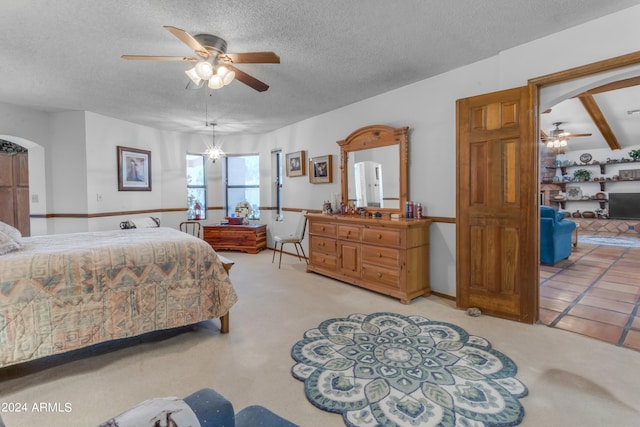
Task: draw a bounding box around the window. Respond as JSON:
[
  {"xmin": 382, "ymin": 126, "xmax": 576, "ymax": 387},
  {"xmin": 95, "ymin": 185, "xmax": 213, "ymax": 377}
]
[
  {"xmin": 226, "ymin": 154, "xmax": 260, "ymax": 219},
  {"xmin": 186, "ymin": 153, "xmax": 207, "ymax": 220}
]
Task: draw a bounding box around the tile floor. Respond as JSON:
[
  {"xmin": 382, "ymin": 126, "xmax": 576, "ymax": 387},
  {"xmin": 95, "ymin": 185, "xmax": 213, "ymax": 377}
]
[{"xmin": 539, "ymin": 233, "xmax": 640, "ymax": 351}]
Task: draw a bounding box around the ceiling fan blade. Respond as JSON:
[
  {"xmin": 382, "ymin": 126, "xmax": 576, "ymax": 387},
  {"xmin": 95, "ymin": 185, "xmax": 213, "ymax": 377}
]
[
  {"xmin": 121, "ymin": 55, "xmax": 198, "ymax": 61},
  {"xmin": 227, "ymin": 65, "xmax": 269, "ymax": 92},
  {"xmin": 219, "ymin": 52, "xmax": 280, "ymax": 64},
  {"xmin": 568, "ymin": 133, "xmax": 592, "ymax": 137},
  {"xmin": 163, "ymin": 25, "xmax": 210, "ymax": 58}
]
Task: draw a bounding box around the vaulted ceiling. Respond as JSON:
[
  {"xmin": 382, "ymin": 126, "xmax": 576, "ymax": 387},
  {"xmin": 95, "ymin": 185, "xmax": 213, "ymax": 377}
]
[
  {"xmin": 540, "ymin": 77, "xmax": 640, "ymax": 153},
  {"xmin": 1, "ymin": 0, "xmax": 639, "ymax": 136}
]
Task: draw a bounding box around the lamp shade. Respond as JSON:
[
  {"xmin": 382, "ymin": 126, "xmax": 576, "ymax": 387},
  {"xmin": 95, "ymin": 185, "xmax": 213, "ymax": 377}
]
[
  {"xmin": 185, "ymin": 67, "xmax": 202, "ymax": 85},
  {"xmin": 217, "ymin": 65, "xmax": 236, "ymax": 85},
  {"xmin": 208, "ymin": 75, "xmax": 224, "ymax": 89},
  {"xmin": 195, "ymin": 61, "xmax": 214, "ymax": 80}
]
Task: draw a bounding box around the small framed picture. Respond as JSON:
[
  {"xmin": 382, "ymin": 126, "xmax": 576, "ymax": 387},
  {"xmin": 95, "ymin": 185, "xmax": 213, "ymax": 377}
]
[
  {"xmin": 117, "ymin": 146, "xmax": 152, "ymax": 191},
  {"xmin": 286, "ymin": 151, "xmax": 306, "ymax": 177},
  {"xmin": 309, "ymin": 155, "xmax": 333, "ymax": 184}
]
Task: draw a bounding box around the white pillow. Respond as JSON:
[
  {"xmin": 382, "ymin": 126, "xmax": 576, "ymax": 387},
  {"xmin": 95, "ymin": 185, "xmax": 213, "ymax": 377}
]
[
  {"xmin": 0, "ymin": 221, "xmax": 22, "ymax": 242},
  {"xmin": 130, "ymin": 217, "xmax": 160, "ymax": 228},
  {"xmin": 0, "ymin": 230, "xmax": 22, "ymax": 255}
]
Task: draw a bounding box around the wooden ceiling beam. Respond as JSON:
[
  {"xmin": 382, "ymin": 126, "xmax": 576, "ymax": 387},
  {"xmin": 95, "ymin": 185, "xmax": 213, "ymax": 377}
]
[
  {"xmin": 577, "ymin": 93, "xmax": 621, "ymax": 150},
  {"xmin": 583, "ymin": 75, "xmax": 640, "ymax": 95}
]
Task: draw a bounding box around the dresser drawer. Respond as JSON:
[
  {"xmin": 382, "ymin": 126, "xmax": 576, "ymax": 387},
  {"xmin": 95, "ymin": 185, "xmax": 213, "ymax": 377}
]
[
  {"xmin": 310, "ymin": 252, "xmax": 337, "ymax": 270},
  {"xmin": 362, "ymin": 228, "xmax": 401, "ymax": 247},
  {"xmin": 310, "ymin": 222, "xmax": 337, "ymax": 237},
  {"xmin": 362, "ymin": 263, "xmax": 400, "ymax": 289},
  {"xmin": 362, "ymin": 245, "xmax": 400, "ymax": 268},
  {"xmin": 310, "ymin": 235, "xmax": 336, "ymax": 254},
  {"xmin": 338, "ymin": 225, "xmax": 361, "ymax": 241}
]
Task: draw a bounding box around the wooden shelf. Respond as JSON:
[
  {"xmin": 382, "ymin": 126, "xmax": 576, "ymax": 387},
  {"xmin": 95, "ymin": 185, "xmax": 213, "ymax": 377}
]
[
  {"xmin": 542, "ymin": 178, "xmax": 640, "ymax": 191},
  {"xmin": 550, "ymin": 198, "xmax": 607, "ymax": 210}
]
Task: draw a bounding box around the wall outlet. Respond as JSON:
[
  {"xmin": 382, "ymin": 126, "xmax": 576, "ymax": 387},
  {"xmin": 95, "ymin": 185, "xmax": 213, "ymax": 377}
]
[
  {"xmin": 96, "ymin": 193, "xmax": 103, "ymax": 202},
  {"xmin": 31, "ymin": 194, "xmax": 39, "ymax": 203}
]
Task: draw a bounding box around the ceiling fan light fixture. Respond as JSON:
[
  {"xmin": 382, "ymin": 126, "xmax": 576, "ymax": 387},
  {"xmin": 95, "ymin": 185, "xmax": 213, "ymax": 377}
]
[
  {"xmin": 216, "ymin": 65, "xmax": 235, "ymax": 85},
  {"xmin": 195, "ymin": 61, "xmax": 214, "ymax": 80},
  {"xmin": 208, "ymin": 74, "xmax": 224, "ymax": 89},
  {"xmin": 185, "ymin": 67, "xmax": 202, "ymax": 85}
]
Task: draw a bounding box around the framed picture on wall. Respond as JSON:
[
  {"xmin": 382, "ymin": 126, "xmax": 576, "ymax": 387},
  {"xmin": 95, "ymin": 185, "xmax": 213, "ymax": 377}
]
[
  {"xmin": 309, "ymin": 155, "xmax": 333, "ymax": 184},
  {"xmin": 286, "ymin": 151, "xmax": 306, "ymax": 177},
  {"xmin": 117, "ymin": 146, "xmax": 152, "ymax": 191}
]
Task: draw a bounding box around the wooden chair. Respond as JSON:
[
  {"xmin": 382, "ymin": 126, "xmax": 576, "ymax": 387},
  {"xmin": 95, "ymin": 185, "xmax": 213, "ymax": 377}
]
[
  {"xmin": 272, "ymin": 210, "xmax": 308, "ymax": 268},
  {"xmin": 180, "ymin": 221, "xmax": 202, "ymax": 238}
]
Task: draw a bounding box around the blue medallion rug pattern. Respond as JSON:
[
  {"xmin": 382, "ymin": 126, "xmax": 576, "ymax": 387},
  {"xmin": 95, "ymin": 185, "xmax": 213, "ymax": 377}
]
[{"xmin": 291, "ymin": 313, "xmax": 527, "ymax": 427}]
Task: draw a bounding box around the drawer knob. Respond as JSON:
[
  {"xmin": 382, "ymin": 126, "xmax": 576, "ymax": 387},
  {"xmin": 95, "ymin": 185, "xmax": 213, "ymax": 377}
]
[
  {"xmin": 377, "ymin": 233, "xmax": 382, "ymax": 239},
  {"xmin": 378, "ymin": 252, "xmax": 382, "ymax": 257},
  {"xmin": 377, "ymin": 272, "xmax": 383, "ymax": 278}
]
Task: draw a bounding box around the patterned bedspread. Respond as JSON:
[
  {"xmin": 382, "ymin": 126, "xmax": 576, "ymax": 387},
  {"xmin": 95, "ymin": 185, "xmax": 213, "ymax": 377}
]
[{"xmin": 0, "ymin": 227, "xmax": 238, "ymax": 368}]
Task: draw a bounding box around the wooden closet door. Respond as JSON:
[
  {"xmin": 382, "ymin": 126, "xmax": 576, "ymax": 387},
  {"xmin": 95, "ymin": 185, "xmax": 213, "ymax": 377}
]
[{"xmin": 0, "ymin": 153, "xmax": 30, "ymax": 236}]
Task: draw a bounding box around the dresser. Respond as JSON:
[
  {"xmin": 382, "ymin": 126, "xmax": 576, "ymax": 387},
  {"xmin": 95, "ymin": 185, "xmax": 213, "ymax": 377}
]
[
  {"xmin": 203, "ymin": 224, "xmax": 267, "ymax": 254},
  {"xmin": 306, "ymin": 214, "xmax": 431, "ymax": 304}
]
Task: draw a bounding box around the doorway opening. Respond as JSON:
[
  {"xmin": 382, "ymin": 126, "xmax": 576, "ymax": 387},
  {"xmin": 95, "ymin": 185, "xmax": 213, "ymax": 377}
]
[{"xmin": 531, "ymin": 51, "xmax": 640, "ymax": 349}]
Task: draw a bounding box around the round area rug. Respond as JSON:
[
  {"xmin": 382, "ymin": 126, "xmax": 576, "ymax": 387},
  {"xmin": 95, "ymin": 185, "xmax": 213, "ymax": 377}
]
[{"xmin": 291, "ymin": 313, "xmax": 527, "ymax": 427}]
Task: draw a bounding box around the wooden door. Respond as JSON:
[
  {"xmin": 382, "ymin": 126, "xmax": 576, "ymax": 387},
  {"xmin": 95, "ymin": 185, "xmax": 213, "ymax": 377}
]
[
  {"xmin": 0, "ymin": 152, "xmax": 30, "ymax": 236},
  {"xmin": 456, "ymin": 86, "xmax": 537, "ymax": 323}
]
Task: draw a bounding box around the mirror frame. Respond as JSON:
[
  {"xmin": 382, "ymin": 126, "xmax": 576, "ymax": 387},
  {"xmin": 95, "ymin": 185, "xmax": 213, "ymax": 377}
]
[{"xmin": 337, "ymin": 124, "xmax": 409, "ymax": 214}]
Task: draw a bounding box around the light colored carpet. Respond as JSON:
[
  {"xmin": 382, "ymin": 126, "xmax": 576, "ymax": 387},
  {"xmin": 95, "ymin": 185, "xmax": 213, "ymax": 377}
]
[{"xmin": 1, "ymin": 250, "xmax": 640, "ymax": 427}]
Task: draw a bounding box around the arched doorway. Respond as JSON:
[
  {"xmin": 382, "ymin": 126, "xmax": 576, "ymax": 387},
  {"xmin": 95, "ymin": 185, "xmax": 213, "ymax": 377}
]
[{"xmin": 0, "ymin": 135, "xmax": 47, "ymax": 236}]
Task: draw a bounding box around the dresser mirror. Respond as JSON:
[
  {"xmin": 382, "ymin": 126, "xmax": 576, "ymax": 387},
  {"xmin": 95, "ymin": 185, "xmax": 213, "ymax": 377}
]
[{"xmin": 337, "ymin": 125, "xmax": 408, "ymax": 213}]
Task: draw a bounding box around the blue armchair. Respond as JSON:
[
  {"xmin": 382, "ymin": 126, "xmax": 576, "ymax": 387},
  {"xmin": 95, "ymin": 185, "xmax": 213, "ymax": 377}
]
[{"xmin": 540, "ymin": 205, "xmax": 577, "ymax": 265}]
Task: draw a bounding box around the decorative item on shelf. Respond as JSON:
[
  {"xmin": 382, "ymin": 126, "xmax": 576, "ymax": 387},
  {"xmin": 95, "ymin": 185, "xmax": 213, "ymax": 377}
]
[
  {"xmin": 572, "ymin": 210, "xmax": 581, "ymax": 218},
  {"xmin": 619, "ymin": 168, "xmax": 640, "ymax": 180},
  {"xmin": 582, "ymin": 211, "xmax": 595, "ymax": 218},
  {"xmin": 565, "ymin": 186, "xmax": 583, "ymax": 200},
  {"xmin": 629, "ymin": 149, "xmax": 640, "ymax": 160},
  {"xmin": 595, "ymin": 208, "xmax": 609, "ymax": 219},
  {"xmin": 595, "ymin": 192, "xmax": 606, "ymax": 200},
  {"xmin": 573, "ymin": 169, "xmax": 591, "ymax": 181},
  {"xmin": 579, "ymin": 153, "xmax": 592, "ymax": 164}
]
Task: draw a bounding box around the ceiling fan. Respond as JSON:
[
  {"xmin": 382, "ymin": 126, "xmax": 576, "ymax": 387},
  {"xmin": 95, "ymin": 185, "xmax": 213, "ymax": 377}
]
[
  {"xmin": 541, "ymin": 122, "xmax": 592, "ymax": 153},
  {"xmin": 121, "ymin": 26, "xmax": 280, "ymax": 92},
  {"xmin": 541, "ymin": 122, "xmax": 592, "ymax": 141}
]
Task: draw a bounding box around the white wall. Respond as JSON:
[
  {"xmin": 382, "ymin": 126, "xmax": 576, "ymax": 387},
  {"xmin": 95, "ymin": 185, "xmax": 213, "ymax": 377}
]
[{"xmin": 1, "ymin": 4, "xmax": 639, "ymax": 296}]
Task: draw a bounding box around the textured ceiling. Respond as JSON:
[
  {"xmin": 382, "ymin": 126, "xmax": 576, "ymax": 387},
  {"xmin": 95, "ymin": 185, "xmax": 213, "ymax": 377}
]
[{"xmin": 1, "ymin": 0, "xmax": 638, "ymax": 136}]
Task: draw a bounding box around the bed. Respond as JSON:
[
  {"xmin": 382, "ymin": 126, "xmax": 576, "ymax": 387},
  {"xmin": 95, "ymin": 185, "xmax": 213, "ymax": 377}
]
[{"xmin": 0, "ymin": 225, "xmax": 238, "ymax": 368}]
